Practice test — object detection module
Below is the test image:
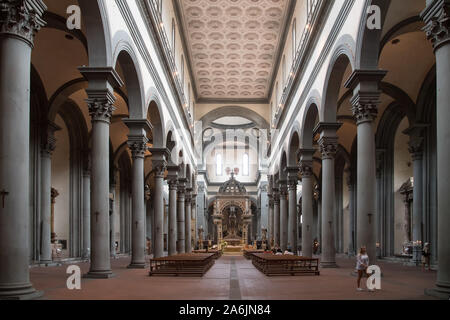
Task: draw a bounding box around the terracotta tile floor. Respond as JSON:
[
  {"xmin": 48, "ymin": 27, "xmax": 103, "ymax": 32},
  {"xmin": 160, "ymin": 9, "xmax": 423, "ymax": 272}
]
[{"xmin": 30, "ymin": 255, "xmax": 438, "ymax": 300}]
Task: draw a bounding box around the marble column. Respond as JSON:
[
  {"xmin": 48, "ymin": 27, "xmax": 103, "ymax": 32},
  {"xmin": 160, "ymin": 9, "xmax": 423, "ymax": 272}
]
[
  {"xmin": 279, "ymin": 181, "xmax": 288, "ymax": 251},
  {"xmin": 422, "ymin": 0, "xmax": 450, "ymax": 298},
  {"xmin": 0, "ymin": 0, "xmax": 46, "ymax": 299},
  {"xmin": 273, "ymin": 188, "xmax": 280, "ymax": 247},
  {"xmin": 316, "ymin": 123, "xmax": 341, "ymax": 268},
  {"xmin": 185, "ymin": 189, "xmax": 192, "ymax": 253},
  {"xmin": 40, "ymin": 123, "xmax": 60, "ymax": 263},
  {"xmin": 82, "ymin": 170, "xmax": 91, "ymax": 259},
  {"xmin": 149, "ymin": 149, "xmax": 169, "ymax": 258},
  {"xmin": 79, "ymin": 67, "xmax": 123, "ymax": 279},
  {"xmin": 287, "ymin": 168, "xmax": 299, "ymax": 253},
  {"xmin": 300, "ymin": 149, "xmax": 315, "ymax": 258},
  {"xmin": 177, "ymin": 179, "xmax": 186, "ymax": 253},
  {"xmin": 191, "ymin": 197, "xmax": 197, "ymax": 248},
  {"xmin": 125, "ymin": 120, "xmax": 151, "ymax": 268},
  {"xmin": 166, "ymin": 166, "xmax": 179, "ymax": 256},
  {"xmin": 345, "ymin": 70, "xmax": 386, "ymax": 263}
]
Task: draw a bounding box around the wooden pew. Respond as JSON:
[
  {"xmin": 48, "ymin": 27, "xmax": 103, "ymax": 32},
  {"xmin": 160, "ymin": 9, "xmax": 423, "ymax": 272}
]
[
  {"xmin": 243, "ymin": 249, "xmax": 265, "ymax": 260},
  {"xmin": 192, "ymin": 249, "xmax": 222, "ymax": 259},
  {"xmin": 149, "ymin": 253, "xmax": 215, "ymax": 277},
  {"xmin": 249, "ymin": 253, "xmax": 320, "ymax": 276}
]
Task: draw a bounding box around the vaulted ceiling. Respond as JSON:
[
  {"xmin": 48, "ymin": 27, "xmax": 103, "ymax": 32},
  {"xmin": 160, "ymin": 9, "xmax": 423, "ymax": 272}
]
[{"xmin": 176, "ymin": 0, "xmax": 292, "ymax": 102}]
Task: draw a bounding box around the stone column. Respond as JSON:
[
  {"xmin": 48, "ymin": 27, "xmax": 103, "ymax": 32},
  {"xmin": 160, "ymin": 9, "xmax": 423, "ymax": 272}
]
[
  {"xmin": 109, "ymin": 185, "xmax": 116, "ymax": 258},
  {"xmin": 82, "ymin": 170, "xmax": 91, "ymax": 259},
  {"xmin": 177, "ymin": 179, "xmax": 186, "ymax": 253},
  {"xmin": 268, "ymin": 195, "xmax": 274, "ymax": 247},
  {"xmin": 79, "ymin": 67, "xmax": 123, "ymax": 279},
  {"xmin": 0, "ymin": 0, "xmax": 46, "ymax": 299},
  {"xmin": 273, "ymin": 188, "xmax": 280, "ymax": 247},
  {"xmin": 191, "ymin": 197, "xmax": 197, "ymax": 249},
  {"xmin": 346, "ymin": 170, "xmax": 355, "ymax": 256},
  {"xmin": 40, "ymin": 123, "xmax": 60, "ymax": 263},
  {"xmin": 125, "ymin": 120, "xmax": 151, "ymax": 267},
  {"xmin": 279, "ymin": 181, "xmax": 288, "ymax": 251},
  {"xmin": 166, "ymin": 166, "xmax": 179, "ymax": 256},
  {"xmin": 300, "ymin": 149, "xmax": 315, "ymax": 258},
  {"xmin": 345, "ymin": 70, "xmax": 386, "ymax": 263},
  {"xmin": 286, "ymin": 168, "xmax": 299, "ymax": 253},
  {"xmin": 405, "ymin": 126, "xmax": 427, "ymax": 263},
  {"xmin": 149, "ymin": 149, "xmax": 169, "ymax": 258},
  {"xmin": 185, "ymin": 189, "xmax": 192, "ymax": 253},
  {"xmin": 316, "ymin": 123, "xmax": 341, "ymax": 268},
  {"xmin": 422, "ymin": 0, "xmax": 450, "ymax": 298}
]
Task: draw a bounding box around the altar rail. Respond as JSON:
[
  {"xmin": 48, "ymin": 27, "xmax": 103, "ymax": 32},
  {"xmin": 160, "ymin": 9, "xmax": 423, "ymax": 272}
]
[
  {"xmin": 149, "ymin": 253, "xmax": 215, "ymax": 277},
  {"xmin": 250, "ymin": 253, "xmax": 320, "ymax": 276}
]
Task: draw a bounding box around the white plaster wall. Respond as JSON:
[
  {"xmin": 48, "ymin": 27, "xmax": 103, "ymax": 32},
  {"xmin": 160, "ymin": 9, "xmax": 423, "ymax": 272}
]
[{"xmin": 51, "ymin": 115, "xmax": 70, "ymax": 256}]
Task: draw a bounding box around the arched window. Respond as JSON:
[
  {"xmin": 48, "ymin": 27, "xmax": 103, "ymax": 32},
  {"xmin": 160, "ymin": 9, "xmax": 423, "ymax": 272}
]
[
  {"xmin": 243, "ymin": 153, "xmax": 249, "ymax": 176},
  {"xmin": 216, "ymin": 153, "xmax": 223, "ymax": 176},
  {"xmin": 292, "ymin": 19, "xmax": 297, "ymax": 60},
  {"xmin": 171, "ymin": 19, "xmax": 176, "ymax": 53}
]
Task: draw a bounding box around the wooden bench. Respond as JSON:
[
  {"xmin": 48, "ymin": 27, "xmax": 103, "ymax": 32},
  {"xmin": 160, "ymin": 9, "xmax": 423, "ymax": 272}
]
[
  {"xmin": 243, "ymin": 249, "xmax": 265, "ymax": 260},
  {"xmin": 149, "ymin": 253, "xmax": 216, "ymax": 277},
  {"xmin": 249, "ymin": 253, "xmax": 320, "ymax": 276},
  {"xmin": 193, "ymin": 249, "xmax": 222, "ymax": 259}
]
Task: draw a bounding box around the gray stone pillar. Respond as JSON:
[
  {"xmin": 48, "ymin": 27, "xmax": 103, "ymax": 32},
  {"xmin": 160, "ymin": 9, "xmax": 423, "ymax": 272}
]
[
  {"xmin": 345, "ymin": 70, "xmax": 386, "ymax": 263},
  {"xmin": 287, "ymin": 168, "xmax": 299, "ymax": 253},
  {"xmin": 125, "ymin": 120, "xmax": 151, "ymax": 267},
  {"xmin": 82, "ymin": 171, "xmax": 91, "ymax": 259},
  {"xmin": 316, "ymin": 123, "xmax": 341, "ymax": 268},
  {"xmin": 273, "ymin": 190, "xmax": 280, "ymax": 247},
  {"xmin": 268, "ymin": 195, "xmax": 274, "ymax": 247},
  {"xmin": 279, "ymin": 181, "xmax": 288, "ymax": 251},
  {"xmin": 80, "ymin": 67, "xmax": 123, "ymax": 279},
  {"xmin": 422, "ymin": 0, "xmax": 450, "ymax": 298},
  {"xmin": 177, "ymin": 179, "xmax": 186, "ymax": 253},
  {"xmin": 109, "ymin": 185, "xmax": 116, "ymax": 258},
  {"xmin": 346, "ymin": 171, "xmax": 355, "ymax": 256},
  {"xmin": 406, "ymin": 127, "xmax": 426, "ymax": 264},
  {"xmin": 300, "ymin": 149, "xmax": 315, "ymax": 258},
  {"xmin": 0, "ymin": 0, "xmax": 46, "ymax": 299},
  {"xmin": 40, "ymin": 123, "xmax": 59, "ymax": 263},
  {"xmin": 167, "ymin": 166, "xmax": 179, "ymax": 256},
  {"xmin": 185, "ymin": 190, "xmax": 192, "ymax": 253},
  {"xmin": 149, "ymin": 149, "xmax": 169, "ymax": 258}
]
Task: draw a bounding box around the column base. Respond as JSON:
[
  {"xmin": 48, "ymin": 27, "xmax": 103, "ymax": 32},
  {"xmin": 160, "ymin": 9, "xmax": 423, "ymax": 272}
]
[
  {"xmin": 83, "ymin": 271, "xmax": 115, "ymax": 279},
  {"xmin": 425, "ymin": 284, "xmax": 450, "ymax": 300},
  {"xmin": 127, "ymin": 263, "xmax": 146, "ymax": 269},
  {"xmin": 0, "ymin": 284, "xmax": 43, "ymax": 300},
  {"xmin": 38, "ymin": 261, "xmax": 61, "ymax": 267},
  {"xmin": 320, "ymin": 261, "xmax": 339, "ymax": 268}
]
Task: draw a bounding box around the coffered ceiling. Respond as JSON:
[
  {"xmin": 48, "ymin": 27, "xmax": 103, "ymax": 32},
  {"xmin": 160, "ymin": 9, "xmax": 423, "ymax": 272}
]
[{"xmin": 175, "ymin": 0, "xmax": 292, "ymax": 102}]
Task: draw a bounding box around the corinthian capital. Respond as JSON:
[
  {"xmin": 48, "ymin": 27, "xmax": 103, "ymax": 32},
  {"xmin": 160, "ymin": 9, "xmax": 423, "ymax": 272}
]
[
  {"xmin": 86, "ymin": 90, "xmax": 116, "ymax": 124},
  {"xmin": 128, "ymin": 136, "xmax": 148, "ymax": 159},
  {"xmin": 422, "ymin": 0, "xmax": 450, "ymax": 51},
  {"xmin": 350, "ymin": 92, "xmax": 380, "ymax": 124},
  {"xmin": 0, "ymin": 0, "xmax": 46, "ymax": 47},
  {"xmin": 318, "ymin": 136, "xmax": 338, "ymax": 160}
]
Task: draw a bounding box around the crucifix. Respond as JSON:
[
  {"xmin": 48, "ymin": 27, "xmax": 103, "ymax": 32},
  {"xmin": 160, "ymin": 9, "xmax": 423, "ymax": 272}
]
[
  {"xmin": 0, "ymin": 189, "xmax": 9, "ymax": 208},
  {"xmin": 95, "ymin": 211, "xmax": 100, "ymax": 223},
  {"xmin": 135, "ymin": 221, "xmax": 139, "ymax": 229}
]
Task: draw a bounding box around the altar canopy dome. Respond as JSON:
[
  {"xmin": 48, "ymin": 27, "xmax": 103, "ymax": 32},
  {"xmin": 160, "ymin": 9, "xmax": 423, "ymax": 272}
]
[{"xmin": 218, "ymin": 174, "xmax": 247, "ymax": 195}]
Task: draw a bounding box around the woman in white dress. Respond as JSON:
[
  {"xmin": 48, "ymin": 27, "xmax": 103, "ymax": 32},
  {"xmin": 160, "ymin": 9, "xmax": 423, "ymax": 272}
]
[{"xmin": 356, "ymin": 246, "xmax": 370, "ymax": 291}]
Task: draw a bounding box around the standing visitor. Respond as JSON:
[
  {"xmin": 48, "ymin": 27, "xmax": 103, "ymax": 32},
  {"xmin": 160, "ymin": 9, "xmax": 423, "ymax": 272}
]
[{"xmin": 356, "ymin": 246, "xmax": 370, "ymax": 291}]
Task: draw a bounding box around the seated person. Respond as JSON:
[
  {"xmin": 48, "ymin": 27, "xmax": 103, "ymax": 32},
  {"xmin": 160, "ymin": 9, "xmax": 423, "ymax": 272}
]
[
  {"xmin": 275, "ymin": 248, "xmax": 283, "ymax": 255},
  {"xmin": 284, "ymin": 248, "xmax": 294, "ymax": 255}
]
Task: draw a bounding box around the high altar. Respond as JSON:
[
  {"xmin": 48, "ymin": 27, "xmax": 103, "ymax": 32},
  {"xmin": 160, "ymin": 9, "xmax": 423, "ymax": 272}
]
[{"xmin": 213, "ymin": 173, "xmax": 253, "ymax": 251}]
